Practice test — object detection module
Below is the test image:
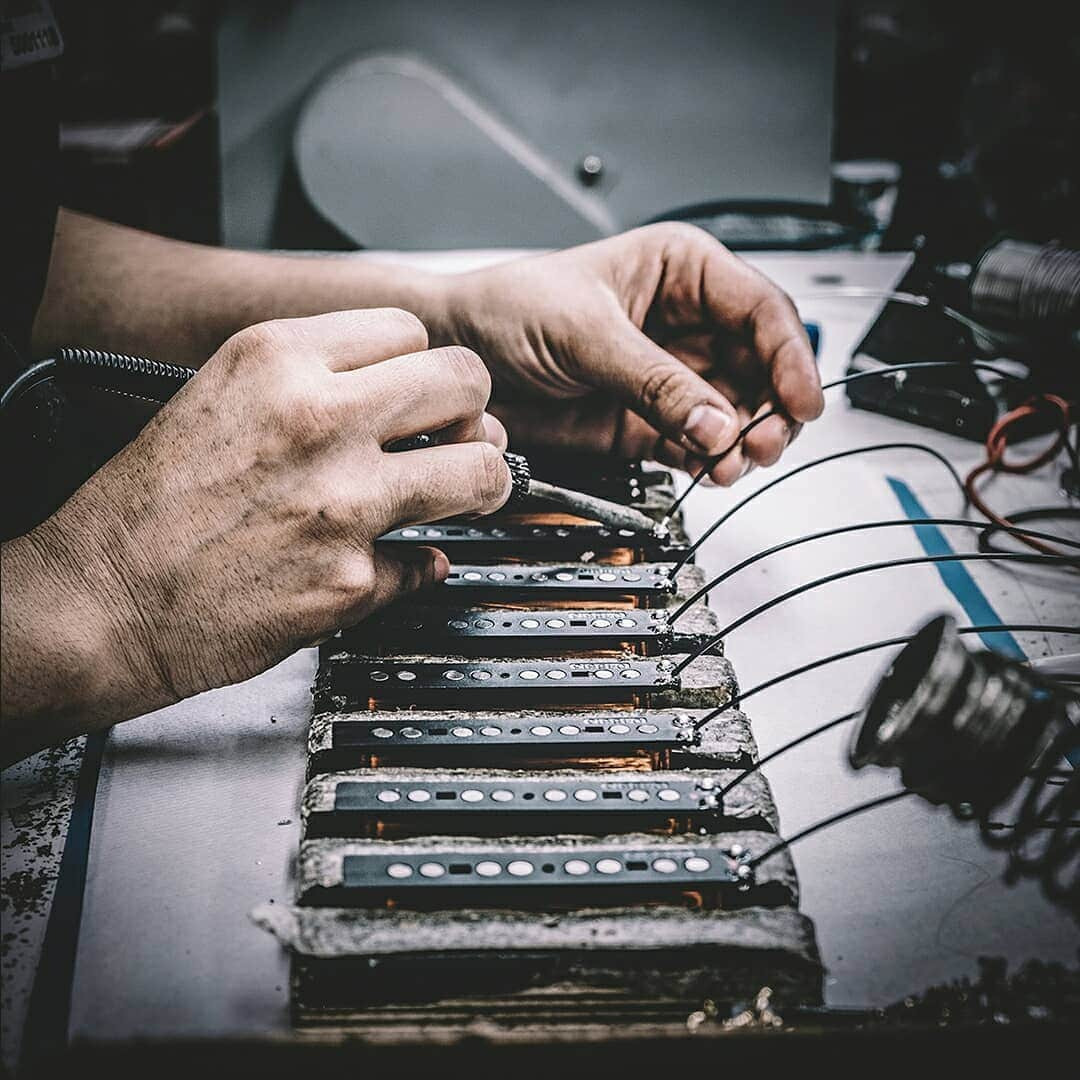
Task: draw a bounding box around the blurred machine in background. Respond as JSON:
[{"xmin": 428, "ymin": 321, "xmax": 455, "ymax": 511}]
[
  {"xmin": 38, "ymin": 0, "xmax": 1080, "ymax": 435},
  {"xmin": 216, "ymin": 0, "xmax": 837, "ymax": 250},
  {"xmin": 50, "ymin": 2, "xmax": 1079, "ymax": 258}
]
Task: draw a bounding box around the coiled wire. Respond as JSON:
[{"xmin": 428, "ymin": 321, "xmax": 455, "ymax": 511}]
[
  {"xmin": 0, "ymin": 347, "xmax": 196, "ymax": 411},
  {"xmin": 851, "ymin": 615, "xmax": 1079, "ymax": 916}
]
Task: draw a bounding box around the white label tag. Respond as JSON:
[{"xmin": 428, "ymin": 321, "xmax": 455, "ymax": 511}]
[{"xmin": 0, "ymin": 0, "xmax": 63, "ymax": 73}]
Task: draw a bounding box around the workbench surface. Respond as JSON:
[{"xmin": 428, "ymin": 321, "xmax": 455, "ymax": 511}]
[{"xmin": 3, "ymin": 251, "xmax": 1076, "ymax": 1066}]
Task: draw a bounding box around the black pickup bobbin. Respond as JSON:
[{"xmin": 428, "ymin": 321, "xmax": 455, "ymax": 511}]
[
  {"xmin": 304, "ymin": 771, "xmax": 728, "ymax": 837},
  {"xmin": 299, "ymin": 839, "xmax": 755, "ymax": 908},
  {"xmin": 439, "ymin": 563, "xmax": 676, "ymax": 604},
  {"xmin": 343, "ymin": 607, "xmax": 701, "ymax": 655},
  {"xmin": 309, "ymin": 709, "xmax": 706, "ymax": 772},
  {"xmin": 324, "ymin": 657, "xmax": 679, "ymax": 704},
  {"xmin": 379, "ymin": 523, "xmax": 681, "ymax": 560}
]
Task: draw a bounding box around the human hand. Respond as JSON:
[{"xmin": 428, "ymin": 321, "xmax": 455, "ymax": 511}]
[
  {"xmin": 1, "ymin": 309, "xmax": 508, "ymax": 757},
  {"xmin": 431, "ymin": 223, "xmax": 823, "ymax": 485}
]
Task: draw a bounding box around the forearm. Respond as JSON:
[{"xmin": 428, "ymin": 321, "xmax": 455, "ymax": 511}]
[
  {"xmin": 0, "ymin": 515, "xmax": 161, "ymax": 766},
  {"xmin": 31, "ymin": 210, "xmax": 452, "ymax": 366}
]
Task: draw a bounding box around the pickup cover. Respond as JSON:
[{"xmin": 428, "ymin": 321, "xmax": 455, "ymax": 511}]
[
  {"xmin": 379, "ymin": 523, "xmax": 681, "ymax": 559},
  {"xmin": 305, "ymin": 771, "xmax": 727, "ymax": 837},
  {"xmin": 344, "ymin": 607, "xmax": 685, "ymax": 653},
  {"xmin": 299, "ymin": 840, "xmax": 755, "ymax": 908},
  {"xmin": 440, "ymin": 563, "xmax": 675, "ymax": 602},
  {"xmin": 325, "ymin": 657, "xmax": 678, "ymax": 703},
  {"xmin": 328, "ymin": 711, "xmax": 698, "ymax": 753}
]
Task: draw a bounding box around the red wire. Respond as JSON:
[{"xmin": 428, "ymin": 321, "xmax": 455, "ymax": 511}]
[{"xmin": 964, "ymin": 394, "xmax": 1073, "ymax": 556}]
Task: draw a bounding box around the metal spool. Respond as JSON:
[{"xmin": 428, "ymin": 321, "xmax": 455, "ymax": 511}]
[
  {"xmin": 970, "ymin": 240, "xmax": 1080, "ymax": 327},
  {"xmin": 852, "ymin": 615, "xmax": 1079, "ymax": 912}
]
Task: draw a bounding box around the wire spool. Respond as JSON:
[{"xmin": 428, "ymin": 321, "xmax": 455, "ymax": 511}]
[
  {"xmin": 970, "ymin": 240, "xmax": 1080, "ymax": 328},
  {"xmin": 851, "ymin": 615, "xmax": 1079, "ymax": 913}
]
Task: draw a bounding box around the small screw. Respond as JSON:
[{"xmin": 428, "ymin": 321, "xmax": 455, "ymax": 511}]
[{"xmin": 577, "ymin": 153, "xmax": 604, "ymax": 186}]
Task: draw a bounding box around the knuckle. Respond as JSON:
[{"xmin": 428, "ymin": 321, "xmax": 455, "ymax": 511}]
[
  {"xmin": 217, "ymin": 320, "xmax": 299, "ymax": 383},
  {"xmin": 646, "ymin": 220, "xmax": 722, "ymax": 253},
  {"xmin": 441, "ymin": 345, "xmax": 491, "ymax": 405},
  {"xmin": 379, "ymin": 307, "xmax": 429, "ymax": 351},
  {"xmin": 753, "ymin": 284, "xmax": 799, "ymax": 329},
  {"xmin": 228, "ymin": 319, "xmax": 292, "ymax": 363},
  {"xmin": 468, "ymin": 441, "xmax": 510, "ymax": 511},
  {"xmin": 638, "ymin": 362, "xmax": 690, "ymax": 417},
  {"xmin": 326, "ymin": 559, "xmax": 377, "ymax": 620},
  {"xmin": 270, "ymin": 375, "xmax": 333, "ymax": 447},
  {"xmin": 341, "ymin": 558, "xmax": 377, "ymax": 599}
]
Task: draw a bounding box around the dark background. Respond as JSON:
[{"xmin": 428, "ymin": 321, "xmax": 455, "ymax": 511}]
[{"xmin": 51, "ymin": 1, "xmax": 1080, "ymax": 257}]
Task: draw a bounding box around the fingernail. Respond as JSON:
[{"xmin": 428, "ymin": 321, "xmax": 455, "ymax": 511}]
[
  {"xmin": 682, "ymin": 404, "xmax": 732, "ymax": 454},
  {"xmin": 400, "ymin": 545, "xmax": 450, "ymax": 584},
  {"xmin": 430, "ymin": 548, "xmax": 451, "ymax": 582}
]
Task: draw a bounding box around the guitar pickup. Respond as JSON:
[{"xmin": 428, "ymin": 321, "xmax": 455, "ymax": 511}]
[
  {"xmin": 303, "ymin": 769, "xmax": 727, "ymax": 838},
  {"xmin": 378, "ymin": 523, "xmax": 683, "ymax": 561},
  {"xmin": 439, "ymin": 563, "xmax": 676, "ymax": 604},
  {"xmin": 298, "ymin": 837, "xmax": 760, "ymax": 910},
  {"xmin": 340, "ymin": 607, "xmax": 705, "ymax": 656},
  {"xmin": 320, "ymin": 656, "xmax": 678, "ymax": 704},
  {"xmin": 308, "ymin": 709, "xmax": 705, "ymax": 772}
]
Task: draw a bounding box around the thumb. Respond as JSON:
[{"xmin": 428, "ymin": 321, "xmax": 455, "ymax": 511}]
[
  {"xmin": 366, "ymin": 545, "xmax": 450, "ymax": 612},
  {"xmin": 585, "ymin": 325, "xmax": 740, "ymax": 458}
]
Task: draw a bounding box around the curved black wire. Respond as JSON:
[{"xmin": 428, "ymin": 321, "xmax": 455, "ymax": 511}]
[
  {"xmin": 719, "ymin": 711, "xmax": 860, "ymax": 799},
  {"xmin": 661, "ymin": 359, "xmax": 1029, "ymax": 527},
  {"xmin": 0, "ymin": 358, "xmax": 57, "ymax": 410},
  {"xmin": 671, "ymin": 551, "xmax": 1074, "ymax": 676},
  {"xmin": 749, "ymin": 790, "xmax": 915, "ymax": 870},
  {"xmin": 693, "ymin": 623, "xmax": 1080, "ymax": 731},
  {"xmin": 979, "ymin": 507, "xmax": 1080, "ymax": 556},
  {"xmin": 671, "ymin": 442, "xmax": 970, "ymax": 573},
  {"xmin": 669, "ymin": 518, "xmax": 1080, "ymax": 622}
]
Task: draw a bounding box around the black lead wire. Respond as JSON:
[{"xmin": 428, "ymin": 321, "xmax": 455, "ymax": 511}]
[
  {"xmin": 660, "ymin": 359, "xmax": 1029, "ymax": 528},
  {"xmin": 668, "ymin": 517, "xmax": 1080, "ymax": 623},
  {"xmin": 719, "ymin": 711, "xmax": 861, "ymax": 799},
  {"xmin": 748, "ymin": 790, "xmax": 916, "ymax": 870},
  {"xmin": 670, "ymin": 551, "xmax": 1074, "ymax": 677},
  {"xmin": 670, "ymin": 442, "xmax": 970, "ymax": 575},
  {"xmin": 724, "ymin": 623, "xmax": 1080, "ymax": 717},
  {"xmin": 717, "ymin": 625, "xmax": 1080, "ymax": 796},
  {"xmin": 717, "ymin": 624, "xmax": 1080, "ymax": 790}
]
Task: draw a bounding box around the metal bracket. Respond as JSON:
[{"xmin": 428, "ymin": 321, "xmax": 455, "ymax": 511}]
[
  {"xmin": 439, "ymin": 563, "xmax": 675, "ymax": 601},
  {"xmin": 327, "ymin": 710, "xmax": 699, "ymax": 756},
  {"xmin": 326, "ymin": 777, "xmax": 717, "ymax": 816},
  {"xmin": 324, "ymin": 657, "xmax": 678, "ymax": 703},
  {"xmin": 334, "ymin": 843, "xmax": 752, "ymax": 895},
  {"xmin": 378, "ymin": 522, "xmax": 681, "ymax": 560},
  {"xmin": 343, "ymin": 607, "xmax": 686, "ymax": 653}
]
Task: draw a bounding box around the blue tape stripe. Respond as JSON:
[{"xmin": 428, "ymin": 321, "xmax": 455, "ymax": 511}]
[{"xmin": 885, "ymin": 476, "xmax": 1025, "ymax": 659}]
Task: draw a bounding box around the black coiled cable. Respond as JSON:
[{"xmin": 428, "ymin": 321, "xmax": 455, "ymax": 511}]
[
  {"xmin": 852, "ymin": 615, "xmax": 1079, "ymax": 917},
  {"xmin": 0, "ymin": 347, "xmax": 196, "ymax": 411}
]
